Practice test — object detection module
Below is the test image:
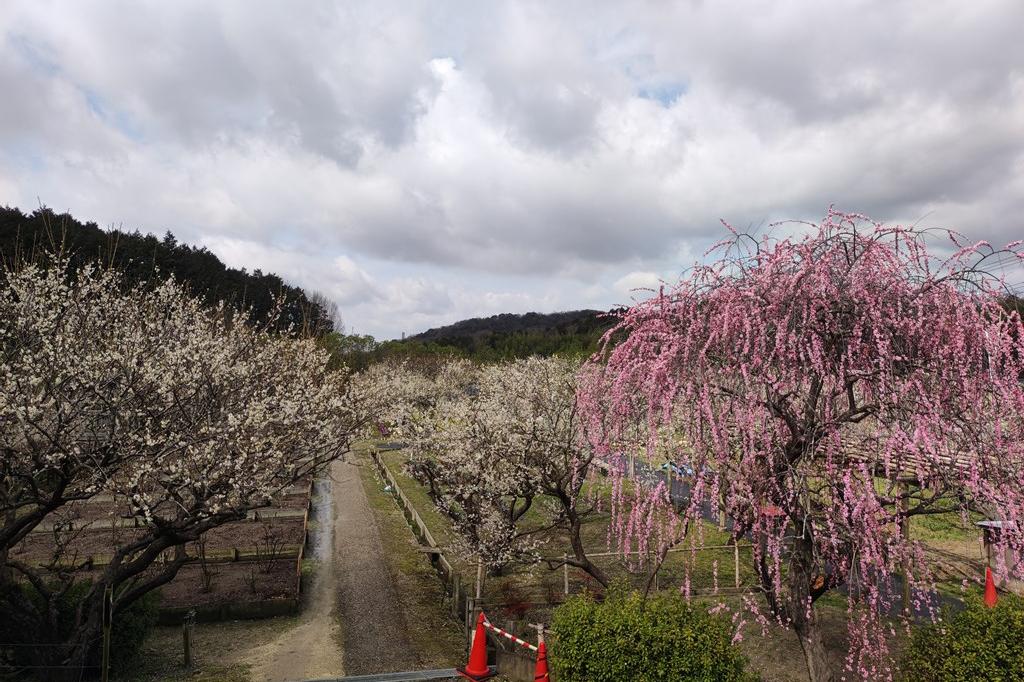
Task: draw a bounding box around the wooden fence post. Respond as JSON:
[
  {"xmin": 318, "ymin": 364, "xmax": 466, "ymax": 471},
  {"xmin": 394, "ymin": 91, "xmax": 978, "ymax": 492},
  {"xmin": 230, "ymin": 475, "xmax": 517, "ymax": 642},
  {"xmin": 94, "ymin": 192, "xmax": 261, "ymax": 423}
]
[
  {"xmin": 899, "ymin": 482, "xmax": 911, "ymax": 616},
  {"xmin": 452, "ymin": 574, "xmax": 462, "ymax": 620},
  {"xmin": 466, "ymin": 597, "xmax": 476, "ymax": 653}
]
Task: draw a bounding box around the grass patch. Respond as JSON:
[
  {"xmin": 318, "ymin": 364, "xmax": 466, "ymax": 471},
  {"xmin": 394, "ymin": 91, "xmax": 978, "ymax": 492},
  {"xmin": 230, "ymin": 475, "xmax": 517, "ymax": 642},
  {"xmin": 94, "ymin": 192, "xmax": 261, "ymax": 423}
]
[
  {"xmin": 379, "ymin": 449, "xmax": 464, "ymax": 557},
  {"xmin": 910, "ymin": 509, "xmax": 983, "ymax": 544},
  {"xmin": 374, "ymin": 444, "xmax": 760, "ymax": 608}
]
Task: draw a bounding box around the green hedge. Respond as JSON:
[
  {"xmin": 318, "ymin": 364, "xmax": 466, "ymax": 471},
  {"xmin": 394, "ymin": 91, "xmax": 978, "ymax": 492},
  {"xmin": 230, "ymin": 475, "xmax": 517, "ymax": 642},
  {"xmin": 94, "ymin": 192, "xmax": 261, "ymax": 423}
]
[
  {"xmin": 549, "ymin": 586, "xmax": 754, "ymax": 681},
  {"xmin": 901, "ymin": 594, "xmax": 1024, "ymax": 681}
]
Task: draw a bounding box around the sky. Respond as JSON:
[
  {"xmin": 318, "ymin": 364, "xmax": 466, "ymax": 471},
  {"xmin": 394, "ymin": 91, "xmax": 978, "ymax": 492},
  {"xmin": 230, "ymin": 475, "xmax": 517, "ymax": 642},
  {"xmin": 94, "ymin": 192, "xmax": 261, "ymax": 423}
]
[{"xmin": 1, "ymin": 1, "xmax": 1023, "ymax": 339}]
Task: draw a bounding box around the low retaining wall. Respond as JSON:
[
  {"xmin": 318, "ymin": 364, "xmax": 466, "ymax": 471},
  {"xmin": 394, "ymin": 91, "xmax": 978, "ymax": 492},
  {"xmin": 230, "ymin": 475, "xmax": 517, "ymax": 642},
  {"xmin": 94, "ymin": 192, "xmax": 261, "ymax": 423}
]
[
  {"xmin": 494, "ymin": 648, "xmax": 537, "ymax": 682},
  {"xmin": 158, "ymin": 596, "xmax": 300, "ymax": 625}
]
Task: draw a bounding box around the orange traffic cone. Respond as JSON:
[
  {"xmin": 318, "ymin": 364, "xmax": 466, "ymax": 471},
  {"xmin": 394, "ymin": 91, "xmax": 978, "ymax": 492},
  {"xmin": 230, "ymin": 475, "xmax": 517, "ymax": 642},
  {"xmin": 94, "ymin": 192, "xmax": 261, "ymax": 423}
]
[
  {"xmin": 534, "ymin": 640, "xmax": 550, "ymax": 681},
  {"xmin": 457, "ymin": 611, "xmax": 494, "ymax": 680},
  {"xmin": 984, "ymin": 567, "xmax": 999, "ymax": 608}
]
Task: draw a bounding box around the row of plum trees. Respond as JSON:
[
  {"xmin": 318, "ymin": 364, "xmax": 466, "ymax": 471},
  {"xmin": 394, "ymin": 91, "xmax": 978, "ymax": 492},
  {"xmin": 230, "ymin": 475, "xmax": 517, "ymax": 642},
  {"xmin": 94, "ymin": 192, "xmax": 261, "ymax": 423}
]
[
  {"xmin": 0, "ymin": 257, "xmax": 379, "ymax": 679},
  {"xmin": 376, "ymin": 210, "xmax": 1024, "ymax": 682},
  {"xmin": 369, "ymin": 356, "xmax": 628, "ymax": 586}
]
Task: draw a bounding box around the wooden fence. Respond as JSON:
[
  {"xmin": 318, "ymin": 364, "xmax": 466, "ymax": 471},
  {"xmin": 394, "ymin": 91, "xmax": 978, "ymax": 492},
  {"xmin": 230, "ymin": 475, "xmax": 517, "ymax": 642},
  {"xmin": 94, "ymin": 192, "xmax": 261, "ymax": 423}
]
[
  {"xmin": 295, "ymin": 477, "xmax": 314, "ymax": 599},
  {"xmin": 370, "ymin": 451, "xmax": 477, "ymax": 640}
]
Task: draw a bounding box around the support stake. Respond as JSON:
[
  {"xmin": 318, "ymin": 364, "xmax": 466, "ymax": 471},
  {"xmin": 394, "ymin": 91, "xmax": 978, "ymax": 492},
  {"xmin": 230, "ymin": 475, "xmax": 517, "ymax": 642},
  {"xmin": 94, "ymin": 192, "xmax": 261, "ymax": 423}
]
[
  {"xmin": 900, "ymin": 485, "xmax": 911, "ymax": 617},
  {"xmin": 734, "ymin": 541, "xmax": 741, "ymax": 589},
  {"xmin": 182, "ymin": 609, "xmax": 196, "ymax": 669}
]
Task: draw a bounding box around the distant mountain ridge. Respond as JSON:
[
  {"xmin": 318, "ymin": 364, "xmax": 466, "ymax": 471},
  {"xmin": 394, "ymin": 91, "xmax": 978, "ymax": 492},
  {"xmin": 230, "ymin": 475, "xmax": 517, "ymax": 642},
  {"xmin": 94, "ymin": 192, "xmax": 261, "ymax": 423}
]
[
  {"xmin": 396, "ymin": 309, "xmax": 617, "ymax": 360},
  {"xmin": 411, "ymin": 309, "xmax": 607, "ymax": 341}
]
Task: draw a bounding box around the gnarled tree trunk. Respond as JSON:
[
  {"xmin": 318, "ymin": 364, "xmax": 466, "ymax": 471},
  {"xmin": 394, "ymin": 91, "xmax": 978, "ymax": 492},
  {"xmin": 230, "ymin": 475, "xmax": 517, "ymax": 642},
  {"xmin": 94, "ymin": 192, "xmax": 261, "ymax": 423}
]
[{"xmin": 789, "ymin": 536, "xmax": 835, "ymax": 682}]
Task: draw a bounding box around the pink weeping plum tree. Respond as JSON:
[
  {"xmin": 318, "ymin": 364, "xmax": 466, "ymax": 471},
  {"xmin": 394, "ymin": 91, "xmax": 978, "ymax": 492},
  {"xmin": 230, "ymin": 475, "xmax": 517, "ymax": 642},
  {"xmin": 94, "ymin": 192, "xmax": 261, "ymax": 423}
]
[{"xmin": 579, "ymin": 209, "xmax": 1024, "ymax": 681}]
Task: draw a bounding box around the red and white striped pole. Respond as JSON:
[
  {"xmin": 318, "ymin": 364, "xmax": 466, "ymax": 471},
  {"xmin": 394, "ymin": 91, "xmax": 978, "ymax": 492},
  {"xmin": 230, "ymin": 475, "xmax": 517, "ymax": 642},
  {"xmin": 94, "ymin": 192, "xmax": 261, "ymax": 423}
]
[
  {"xmin": 470, "ymin": 612, "xmax": 551, "ymax": 680},
  {"xmin": 482, "ymin": 618, "xmax": 538, "ymax": 652}
]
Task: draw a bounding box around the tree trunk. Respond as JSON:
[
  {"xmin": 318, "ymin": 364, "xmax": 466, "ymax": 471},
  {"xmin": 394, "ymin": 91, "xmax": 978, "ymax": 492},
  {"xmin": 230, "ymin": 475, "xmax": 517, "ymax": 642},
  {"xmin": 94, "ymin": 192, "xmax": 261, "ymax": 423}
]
[
  {"xmin": 793, "ymin": 608, "xmax": 833, "ymax": 682},
  {"xmin": 61, "ymin": 591, "xmax": 105, "ymax": 682},
  {"xmin": 789, "ymin": 537, "xmax": 835, "ymax": 682},
  {"xmin": 568, "ymin": 515, "xmax": 609, "ymax": 587}
]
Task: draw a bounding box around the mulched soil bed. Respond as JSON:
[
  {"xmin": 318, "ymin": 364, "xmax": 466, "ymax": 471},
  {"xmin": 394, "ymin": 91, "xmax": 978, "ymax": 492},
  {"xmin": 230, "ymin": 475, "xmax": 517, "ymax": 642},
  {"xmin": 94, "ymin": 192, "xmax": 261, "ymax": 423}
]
[
  {"xmin": 13, "ymin": 482, "xmax": 311, "ymax": 614},
  {"xmin": 187, "ymin": 516, "xmax": 305, "ymax": 554},
  {"xmin": 155, "ymin": 558, "xmax": 298, "ymax": 608},
  {"xmin": 12, "ymin": 517, "xmax": 305, "ymax": 564},
  {"xmin": 12, "ymin": 526, "xmax": 148, "ymax": 561}
]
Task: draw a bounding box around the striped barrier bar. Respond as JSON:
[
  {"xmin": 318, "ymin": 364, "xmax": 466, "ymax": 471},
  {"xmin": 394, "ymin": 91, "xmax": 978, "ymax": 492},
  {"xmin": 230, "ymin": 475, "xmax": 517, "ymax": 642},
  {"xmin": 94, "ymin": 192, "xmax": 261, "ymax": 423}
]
[{"xmin": 481, "ymin": 618, "xmax": 538, "ymax": 652}]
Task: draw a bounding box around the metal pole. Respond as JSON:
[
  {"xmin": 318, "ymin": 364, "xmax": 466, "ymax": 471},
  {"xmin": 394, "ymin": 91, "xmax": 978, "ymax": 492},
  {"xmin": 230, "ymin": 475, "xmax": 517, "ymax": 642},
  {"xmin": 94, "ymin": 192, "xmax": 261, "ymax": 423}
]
[
  {"xmin": 563, "ymin": 554, "xmax": 569, "ymax": 595},
  {"xmin": 100, "ymin": 585, "xmax": 112, "ymax": 682},
  {"xmin": 466, "ymin": 597, "xmax": 477, "ymax": 655},
  {"xmin": 476, "ymin": 558, "xmax": 483, "ymax": 600}
]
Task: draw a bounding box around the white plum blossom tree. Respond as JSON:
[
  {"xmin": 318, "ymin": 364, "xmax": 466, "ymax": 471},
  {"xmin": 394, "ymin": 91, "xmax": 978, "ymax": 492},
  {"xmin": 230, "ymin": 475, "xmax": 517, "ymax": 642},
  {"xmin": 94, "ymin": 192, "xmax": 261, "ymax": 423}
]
[{"xmin": 0, "ymin": 258, "xmax": 372, "ymax": 678}]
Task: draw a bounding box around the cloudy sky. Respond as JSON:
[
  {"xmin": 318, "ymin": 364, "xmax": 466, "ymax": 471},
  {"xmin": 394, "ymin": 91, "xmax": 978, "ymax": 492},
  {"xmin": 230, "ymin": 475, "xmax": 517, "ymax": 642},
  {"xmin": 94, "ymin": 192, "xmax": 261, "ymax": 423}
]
[{"xmin": 2, "ymin": 1, "xmax": 1023, "ymax": 338}]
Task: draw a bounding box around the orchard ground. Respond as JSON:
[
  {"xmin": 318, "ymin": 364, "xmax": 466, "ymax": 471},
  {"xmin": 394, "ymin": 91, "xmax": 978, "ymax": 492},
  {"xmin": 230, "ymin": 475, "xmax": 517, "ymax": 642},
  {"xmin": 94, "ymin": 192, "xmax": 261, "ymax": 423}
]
[
  {"xmin": 121, "ymin": 446, "xmax": 463, "ymax": 682},
  {"xmin": 367, "ymin": 444, "xmax": 990, "ymax": 681},
  {"xmin": 117, "ymin": 442, "xmax": 992, "ymax": 682}
]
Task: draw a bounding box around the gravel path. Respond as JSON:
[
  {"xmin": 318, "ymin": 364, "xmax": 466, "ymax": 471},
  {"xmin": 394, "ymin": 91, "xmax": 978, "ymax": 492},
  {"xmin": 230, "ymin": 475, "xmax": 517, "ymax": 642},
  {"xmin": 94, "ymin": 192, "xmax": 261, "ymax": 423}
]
[
  {"xmin": 240, "ymin": 457, "xmax": 419, "ymax": 681},
  {"xmin": 333, "ymin": 459, "xmax": 418, "ymax": 675}
]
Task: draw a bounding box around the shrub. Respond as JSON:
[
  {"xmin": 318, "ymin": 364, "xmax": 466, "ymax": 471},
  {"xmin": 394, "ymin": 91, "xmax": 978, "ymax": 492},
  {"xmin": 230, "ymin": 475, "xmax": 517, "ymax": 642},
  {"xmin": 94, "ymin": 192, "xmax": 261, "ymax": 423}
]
[
  {"xmin": 549, "ymin": 586, "xmax": 754, "ymax": 681},
  {"xmin": 900, "ymin": 594, "xmax": 1024, "ymax": 681}
]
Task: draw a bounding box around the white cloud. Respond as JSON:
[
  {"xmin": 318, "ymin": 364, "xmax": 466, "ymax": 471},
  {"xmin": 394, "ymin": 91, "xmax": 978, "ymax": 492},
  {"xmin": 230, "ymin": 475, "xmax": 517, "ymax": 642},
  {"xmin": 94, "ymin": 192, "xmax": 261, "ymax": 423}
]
[
  {"xmin": 2, "ymin": 0, "xmax": 1023, "ymax": 337},
  {"xmin": 200, "ymin": 237, "xmax": 380, "ymax": 308},
  {"xmin": 612, "ymin": 271, "xmax": 662, "ymax": 301}
]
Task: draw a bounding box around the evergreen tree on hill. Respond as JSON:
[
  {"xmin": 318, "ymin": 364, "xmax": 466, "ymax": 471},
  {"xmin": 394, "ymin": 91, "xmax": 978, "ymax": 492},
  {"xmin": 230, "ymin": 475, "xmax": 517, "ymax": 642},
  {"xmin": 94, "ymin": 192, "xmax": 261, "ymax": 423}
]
[{"xmin": 0, "ymin": 206, "xmax": 334, "ymax": 334}]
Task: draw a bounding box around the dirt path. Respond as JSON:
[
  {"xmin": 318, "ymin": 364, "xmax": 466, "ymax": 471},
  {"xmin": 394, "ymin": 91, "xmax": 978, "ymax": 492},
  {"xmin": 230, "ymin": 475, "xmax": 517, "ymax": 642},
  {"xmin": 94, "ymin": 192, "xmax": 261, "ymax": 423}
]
[
  {"xmin": 245, "ymin": 467, "xmax": 345, "ymax": 682},
  {"xmin": 244, "ymin": 457, "xmax": 417, "ymax": 681}
]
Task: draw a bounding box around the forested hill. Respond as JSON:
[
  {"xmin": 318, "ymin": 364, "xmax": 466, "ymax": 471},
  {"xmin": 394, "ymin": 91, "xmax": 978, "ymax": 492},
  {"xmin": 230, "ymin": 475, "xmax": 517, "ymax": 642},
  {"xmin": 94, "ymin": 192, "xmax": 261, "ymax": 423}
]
[
  {"xmin": 0, "ymin": 206, "xmax": 334, "ymax": 334},
  {"xmin": 401, "ymin": 309, "xmax": 617, "ymax": 360}
]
